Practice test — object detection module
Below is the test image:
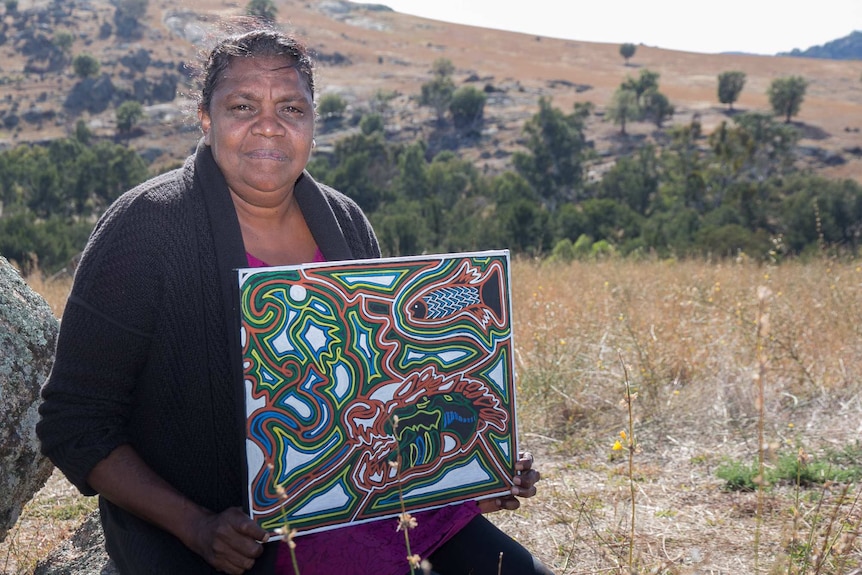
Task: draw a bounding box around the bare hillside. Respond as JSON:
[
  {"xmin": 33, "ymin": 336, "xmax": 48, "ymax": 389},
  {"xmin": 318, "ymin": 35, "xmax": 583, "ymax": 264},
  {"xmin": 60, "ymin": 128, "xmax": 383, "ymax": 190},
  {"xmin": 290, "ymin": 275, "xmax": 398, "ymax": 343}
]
[{"xmin": 2, "ymin": 0, "xmax": 862, "ymax": 182}]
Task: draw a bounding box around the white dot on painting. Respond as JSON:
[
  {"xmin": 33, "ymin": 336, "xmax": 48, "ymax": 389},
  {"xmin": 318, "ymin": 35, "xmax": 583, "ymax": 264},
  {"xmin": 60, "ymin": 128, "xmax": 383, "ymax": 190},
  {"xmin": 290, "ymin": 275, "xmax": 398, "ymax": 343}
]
[{"xmin": 290, "ymin": 285, "xmax": 307, "ymax": 301}]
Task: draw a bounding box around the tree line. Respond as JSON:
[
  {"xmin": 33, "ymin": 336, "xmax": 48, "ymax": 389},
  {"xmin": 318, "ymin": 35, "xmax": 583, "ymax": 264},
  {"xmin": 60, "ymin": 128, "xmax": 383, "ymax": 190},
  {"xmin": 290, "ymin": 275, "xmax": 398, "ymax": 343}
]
[
  {"xmin": 309, "ymin": 97, "xmax": 862, "ymax": 262},
  {"xmin": 1, "ymin": 53, "xmax": 860, "ymax": 273},
  {"xmin": 308, "ymin": 58, "xmax": 861, "ymax": 262},
  {"xmin": 0, "ymin": 123, "xmax": 148, "ymax": 273}
]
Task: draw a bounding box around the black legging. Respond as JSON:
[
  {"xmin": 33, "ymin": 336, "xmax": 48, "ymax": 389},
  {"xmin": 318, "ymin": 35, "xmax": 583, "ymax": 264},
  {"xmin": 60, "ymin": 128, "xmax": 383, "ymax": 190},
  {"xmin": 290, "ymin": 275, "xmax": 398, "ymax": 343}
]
[{"xmin": 421, "ymin": 515, "xmax": 555, "ymax": 575}]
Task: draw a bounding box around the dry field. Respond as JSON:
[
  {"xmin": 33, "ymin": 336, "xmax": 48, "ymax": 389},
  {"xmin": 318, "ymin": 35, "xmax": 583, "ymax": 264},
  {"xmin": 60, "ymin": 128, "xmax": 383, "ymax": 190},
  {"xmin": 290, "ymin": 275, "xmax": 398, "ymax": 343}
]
[
  {"xmin": 504, "ymin": 257, "xmax": 862, "ymax": 574},
  {"xmin": 3, "ymin": 257, "xmax": 861, "ymax": 574}
]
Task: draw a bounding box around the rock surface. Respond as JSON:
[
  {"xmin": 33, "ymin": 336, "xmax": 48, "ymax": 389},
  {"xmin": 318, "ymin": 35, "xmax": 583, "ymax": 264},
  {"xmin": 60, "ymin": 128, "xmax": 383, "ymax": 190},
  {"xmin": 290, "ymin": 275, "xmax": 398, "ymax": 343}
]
[
  {"xmin": 0, "ymin": 256, "xmax": 57, "ymax": 542},
  {"xmin": 33, "ymin": 511, "xmax": 117, "ymax": 575}
]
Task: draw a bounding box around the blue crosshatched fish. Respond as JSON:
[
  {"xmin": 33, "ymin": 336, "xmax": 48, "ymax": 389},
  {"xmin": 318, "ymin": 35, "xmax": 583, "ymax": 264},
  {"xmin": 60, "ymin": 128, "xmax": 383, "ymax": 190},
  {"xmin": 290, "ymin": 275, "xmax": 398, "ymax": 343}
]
[{"xmin": 405, "ymin": 260, "xmax": 504, "ymax": 327}]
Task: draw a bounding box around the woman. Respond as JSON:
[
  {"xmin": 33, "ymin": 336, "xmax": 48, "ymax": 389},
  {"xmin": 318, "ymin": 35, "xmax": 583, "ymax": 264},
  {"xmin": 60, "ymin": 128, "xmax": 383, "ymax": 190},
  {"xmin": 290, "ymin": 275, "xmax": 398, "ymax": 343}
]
[{"xmin": 37, "ymin": 26, "xmax": 552, "ymax": 575}]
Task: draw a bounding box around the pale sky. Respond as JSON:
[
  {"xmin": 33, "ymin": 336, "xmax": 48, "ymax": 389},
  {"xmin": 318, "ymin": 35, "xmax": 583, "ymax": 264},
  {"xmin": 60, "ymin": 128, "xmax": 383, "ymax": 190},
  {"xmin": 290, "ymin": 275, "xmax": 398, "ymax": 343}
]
[{"xmin": 354, "ymin": 0, "xmax": 861, "ymax": 55}]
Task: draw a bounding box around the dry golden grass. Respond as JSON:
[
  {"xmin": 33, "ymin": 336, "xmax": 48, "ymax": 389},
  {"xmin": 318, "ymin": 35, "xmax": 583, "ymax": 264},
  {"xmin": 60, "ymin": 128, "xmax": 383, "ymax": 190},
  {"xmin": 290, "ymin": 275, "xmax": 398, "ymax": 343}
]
[
  {"xmin": 4, "ymin": 259, "xmax": 861, "ymax": 574},
  {"xmin": 503, "ymin": 256, "xmax": 862, "ymax": 574},
  {"xmin": 512, "ymin": 257, "xmax": 862, "ymax": 438},
  {"xmin": 19, "ymin": 274, "xmax": 73, "ymax": 318}
]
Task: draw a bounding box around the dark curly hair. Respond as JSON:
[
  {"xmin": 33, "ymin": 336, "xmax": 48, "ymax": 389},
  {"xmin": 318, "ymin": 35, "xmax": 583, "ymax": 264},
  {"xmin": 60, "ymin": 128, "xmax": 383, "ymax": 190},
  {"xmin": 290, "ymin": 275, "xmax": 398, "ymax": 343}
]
[{"xmin": 196, "ymin": 23, "xmax": 315, "ymax": 113}]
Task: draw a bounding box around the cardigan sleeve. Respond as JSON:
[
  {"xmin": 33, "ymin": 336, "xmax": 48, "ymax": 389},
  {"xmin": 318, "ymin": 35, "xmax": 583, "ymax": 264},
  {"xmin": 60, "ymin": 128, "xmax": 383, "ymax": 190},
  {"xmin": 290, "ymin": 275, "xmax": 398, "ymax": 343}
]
[
  {"xmin": 344, "ymin": 197, "xmax": 381, "ymax": 260},
  {"xmin": 37, "ymin": 182, "xmax": 170, "ymax": 495},
  {"xmin": 317, "ymin": 181, "xmax": 381, "ymax": 260}
]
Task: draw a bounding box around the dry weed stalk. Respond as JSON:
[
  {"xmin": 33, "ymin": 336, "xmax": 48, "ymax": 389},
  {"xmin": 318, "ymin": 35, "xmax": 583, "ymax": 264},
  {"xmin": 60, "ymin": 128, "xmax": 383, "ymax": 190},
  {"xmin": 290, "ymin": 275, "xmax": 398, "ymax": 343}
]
[
  {"xmin": 617, "ymin": 352, "xmax": 638, "ymax": 572},
  {"xmin": 781, "ymin": 481, "xmax": 862, "ymax": 575},
  {"xmin": 754, "ymin": 284, "xmax": 773, "ymax": 573},
  {"xmin": 389, "ymin": 415, "xmax": 421, "ymax": 575},
  {"xmin": 270, "ymin": 463, "xmax": 301, "ymax": 575},
  {"xmin": 810, "ymin": 484, "xmax": 861, "ymax": 575}
]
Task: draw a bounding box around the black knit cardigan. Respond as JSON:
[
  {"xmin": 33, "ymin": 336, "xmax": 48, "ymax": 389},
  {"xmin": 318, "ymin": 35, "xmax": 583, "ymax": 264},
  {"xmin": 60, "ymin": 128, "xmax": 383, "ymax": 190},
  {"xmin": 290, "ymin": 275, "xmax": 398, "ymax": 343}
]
[{"xmin": 37, "ymin": 141, "xmax": 380, "ymax": 574}]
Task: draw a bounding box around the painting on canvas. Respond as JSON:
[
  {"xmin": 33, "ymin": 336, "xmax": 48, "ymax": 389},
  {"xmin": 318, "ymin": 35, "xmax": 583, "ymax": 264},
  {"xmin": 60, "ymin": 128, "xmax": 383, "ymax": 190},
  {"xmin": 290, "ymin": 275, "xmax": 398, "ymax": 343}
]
[{"xmin": 239, "ymin": 250, "xmax": 518, "ymax": 535}]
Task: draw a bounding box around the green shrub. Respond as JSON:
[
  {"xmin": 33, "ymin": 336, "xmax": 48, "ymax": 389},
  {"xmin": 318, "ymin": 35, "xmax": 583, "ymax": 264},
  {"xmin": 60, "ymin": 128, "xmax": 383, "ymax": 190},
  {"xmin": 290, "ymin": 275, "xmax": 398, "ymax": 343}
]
[
  {"xmin": 549, "ymin": 238, "xmax": 575, "ymax": 263},
  {"xmin": 116, "ymin": 100, "xmax": 143, "ymax": 134},
  {"xmin": 591, "ymin": 239, "xmax": 615, "ymax": 259},
  {"xmin": 360, "ymin": 113, "xmax": 384, "ymax": 135},
  {"xmin": 317, "ymin": 93, "xmax": 347, "ymax": 128},
  {"xmin": 717, "ymin": 447, "xmax": 862, "ymax": 491},
  {"xmin": 573, "ymin": 234, "xmax": 593, "ymax": 258},
  {"xmin": 72, "ymin": 53, "xmax": 100, "ymax": 78},
  {"xmin": 716, "ymin": 459, "xmax": 760, "ymax": 491},
  {"xmin": 449, "ymin": 86, "xmax": 486, "ymax": 132}
]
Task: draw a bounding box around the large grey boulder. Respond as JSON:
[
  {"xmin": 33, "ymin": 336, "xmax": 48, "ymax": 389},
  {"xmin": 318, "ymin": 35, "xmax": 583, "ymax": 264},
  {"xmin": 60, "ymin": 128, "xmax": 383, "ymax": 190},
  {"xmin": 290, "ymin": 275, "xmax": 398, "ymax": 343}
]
[{"xmin": 0, "ymin": 256, "xmax": 57, "ymax": 542}]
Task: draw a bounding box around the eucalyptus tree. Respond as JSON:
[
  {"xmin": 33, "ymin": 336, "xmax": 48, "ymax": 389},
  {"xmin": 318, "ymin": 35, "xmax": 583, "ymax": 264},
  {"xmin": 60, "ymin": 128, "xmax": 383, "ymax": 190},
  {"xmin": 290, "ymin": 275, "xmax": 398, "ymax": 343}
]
[
  {"xmin": 619, "ymin": 42, "xmax": 636, "ymax": 64},
  {"xmin": 768, "ymin": 76, "xmax": 808, "ymax": 123},
  {"xmin": 717, "ymin": 71, "xmax": 746, "ymax": 111}
]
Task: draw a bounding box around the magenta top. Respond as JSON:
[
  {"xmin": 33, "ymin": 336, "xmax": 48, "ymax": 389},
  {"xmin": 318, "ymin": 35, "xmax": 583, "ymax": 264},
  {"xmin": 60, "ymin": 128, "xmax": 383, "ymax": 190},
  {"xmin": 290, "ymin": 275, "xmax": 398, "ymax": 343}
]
[
  {"xmin": 245, "ymin": 251, "xmax": 481, "ymax": 575},
  {"xmin": 245, "ymin": 249, "xmax": 326, "ymax": 268}
]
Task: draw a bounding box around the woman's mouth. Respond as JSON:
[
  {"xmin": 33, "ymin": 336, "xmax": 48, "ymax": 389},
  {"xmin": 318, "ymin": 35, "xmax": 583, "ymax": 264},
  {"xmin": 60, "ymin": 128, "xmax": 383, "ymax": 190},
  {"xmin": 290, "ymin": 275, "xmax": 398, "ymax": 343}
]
[{"xmin": 247, "ymin": 149, "xmax": 288, "ymax": 161}]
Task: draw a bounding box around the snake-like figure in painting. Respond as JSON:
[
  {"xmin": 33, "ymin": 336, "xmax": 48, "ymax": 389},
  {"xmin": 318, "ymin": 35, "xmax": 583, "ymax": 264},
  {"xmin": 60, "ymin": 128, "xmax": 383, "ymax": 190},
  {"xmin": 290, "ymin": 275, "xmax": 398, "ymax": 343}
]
[{"xmin": 342, "ymin": 364, "xmax": 508, "ymax": 491}]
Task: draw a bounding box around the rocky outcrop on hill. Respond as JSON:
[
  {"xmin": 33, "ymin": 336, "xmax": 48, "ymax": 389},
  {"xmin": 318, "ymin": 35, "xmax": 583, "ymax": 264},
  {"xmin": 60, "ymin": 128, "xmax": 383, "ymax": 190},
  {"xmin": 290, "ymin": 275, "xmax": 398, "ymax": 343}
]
[{"xmin": 0, "ymin": 257, "xmax": 57, "ymax": 542}]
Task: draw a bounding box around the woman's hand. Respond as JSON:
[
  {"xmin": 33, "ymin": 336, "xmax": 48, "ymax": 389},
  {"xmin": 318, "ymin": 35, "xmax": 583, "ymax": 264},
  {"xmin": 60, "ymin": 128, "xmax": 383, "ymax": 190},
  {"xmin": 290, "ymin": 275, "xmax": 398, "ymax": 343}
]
[
  {"xmin": 188, "ymin": 507, "xmax": 269, "ymax": 575},
  {"xmin": 88, "ymin": 445, "xmax": 269, "ymax": 574},
  {"xmin": 478, "ymin": 451, "xmax": 542, "ymax": 513}
]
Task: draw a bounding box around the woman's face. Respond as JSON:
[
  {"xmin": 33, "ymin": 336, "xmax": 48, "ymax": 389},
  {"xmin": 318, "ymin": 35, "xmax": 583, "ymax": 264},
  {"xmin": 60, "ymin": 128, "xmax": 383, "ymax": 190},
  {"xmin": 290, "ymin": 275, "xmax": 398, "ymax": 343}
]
[{"xmin": 199, "ymin": 56, "xmax": 315, "ymax": 208}]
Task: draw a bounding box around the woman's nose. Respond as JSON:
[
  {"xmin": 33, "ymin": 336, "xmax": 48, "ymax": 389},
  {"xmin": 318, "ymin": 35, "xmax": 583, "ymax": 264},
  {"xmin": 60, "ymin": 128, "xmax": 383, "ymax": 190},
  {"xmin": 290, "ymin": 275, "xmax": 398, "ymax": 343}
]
[{"xmin": 253, "ymin": 109, "xmax": 285, "ymax": 137}]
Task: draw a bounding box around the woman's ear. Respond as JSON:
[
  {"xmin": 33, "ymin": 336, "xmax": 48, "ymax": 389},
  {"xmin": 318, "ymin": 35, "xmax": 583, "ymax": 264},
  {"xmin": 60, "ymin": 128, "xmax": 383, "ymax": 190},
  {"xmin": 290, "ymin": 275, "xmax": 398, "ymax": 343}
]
[{"xmin": 198, "ymin": 106, "xmax": 211, "ymax": 143}]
